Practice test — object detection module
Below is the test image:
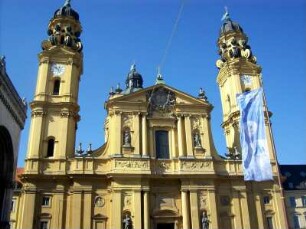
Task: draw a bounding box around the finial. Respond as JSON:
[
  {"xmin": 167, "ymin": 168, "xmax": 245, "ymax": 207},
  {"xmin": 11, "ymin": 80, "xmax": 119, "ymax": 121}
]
[
  {"xmin": 64, "ymin": 0, "xmax": 71, "ymax": 6},
  {"xmin": 155, "ymin": 66, "xmax": 165, "ymax": 85},
  {"xmin": 109, "ymin": 86, "xmax": 115, "ymax": 96},
  {"xmin": 130, "ymin": 63, "xmax": 136, "ymax": 71},
  {"xmin": 198, "ymin": 87, "xmax": 207, "ymax": 101},
  {"xmin": 221, "ymin": 6, "xmax": 230, "ymax": 21},
  {"xmin": 115, "ymin": 83, "xmax": 123, "ymax": 93}
]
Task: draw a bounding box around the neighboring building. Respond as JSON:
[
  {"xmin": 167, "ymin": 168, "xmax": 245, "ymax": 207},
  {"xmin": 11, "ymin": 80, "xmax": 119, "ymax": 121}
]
[
  {"xmin": 0, "ymin": 56, "xmax": 27, "ymax": 229},
  {"xmin": 280, "ymin": 165, "xmax": 306, "ymax": 229},
  {"xmin": 17, "ymin": 1, "xmax": 288, "ymax": 229},
  {"xmin": 9, "ymin": 168, "xmax": 24, "ymax": 229}
]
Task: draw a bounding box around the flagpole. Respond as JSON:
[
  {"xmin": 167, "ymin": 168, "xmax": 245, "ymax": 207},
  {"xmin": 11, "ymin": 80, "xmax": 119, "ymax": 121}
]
[{"xmin": 260, "ymin": 75, "xmax": 289, "ymax": 229}]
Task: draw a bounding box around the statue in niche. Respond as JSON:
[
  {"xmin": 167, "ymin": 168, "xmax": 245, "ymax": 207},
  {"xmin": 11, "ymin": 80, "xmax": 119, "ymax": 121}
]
[
  {"xmin": 123, "ymin": 214, "xmax": 132, "ymax": 229},
  {"xmin": 193, "ymin": 132, "xmax": 202, "ymax": 148},
  {"xmin": 123, "ymin": 129, "xmax": 131, "ymax": 147},
  {"xmin": 201, "ymin": 211, "xmax": 210, "ymax": 229}
]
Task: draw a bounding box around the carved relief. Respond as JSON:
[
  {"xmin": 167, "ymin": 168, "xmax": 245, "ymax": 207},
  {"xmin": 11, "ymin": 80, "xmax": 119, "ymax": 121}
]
[
  {"xmin": 199, "ymin": 191, "xmax": 207, "ymax": 210},
  {"xmin": 115, "ymin": 159, "xmax": 149, "ymax": 169},
  {"xmin": 155, "ymin": 161, "xmax": 171, "ymax": 173},
  {"xmin": 94, "ymin": 196, "xmax": 105, "ymax": 207},
  {"xmin": 123, "ymin": 193, "xmax": 132, "ymax": 210},
  {"xmin": 122, "ymin": 114, "xmax": 133, "ymax": 128},
  {"xmin": 156, "ymin": 195, "xmax": 178, "ymax": 212},
  {"xmin": 147, "ymin": 87, "xmax": 176, "ymax": 115},
  {"xmin": 191, "ymin": 116, "xmax": 202, "ymax": 130},
  {"xmin": 180, "ymin": 161, "xmax": 210, "ymax": 170}
]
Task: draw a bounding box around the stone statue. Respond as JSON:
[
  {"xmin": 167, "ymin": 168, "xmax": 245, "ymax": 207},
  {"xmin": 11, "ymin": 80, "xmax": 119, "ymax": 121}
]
[
  {"xmin": 123, "ymin": 130, "xmax": 131, "ymax": 147},
  {"xmin": 201, "ymin": 211, "xmax": 210, "ymax": 229},
  {"xmin": 123, "ymin": 214, "xmax": 132, "ymax": 229},
  {"xmin": 193, "ymin": 132, "xmax": 201, "ymax": 148}
]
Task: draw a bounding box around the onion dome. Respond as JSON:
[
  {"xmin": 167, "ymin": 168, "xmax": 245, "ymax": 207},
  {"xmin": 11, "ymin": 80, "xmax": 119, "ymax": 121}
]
[
  {"xmin": 41, "ymin": 0, "xmax": 83, "ymax": 52},
  {"xmin": 54, "ymin": 0, "xmax": 79, "ymax": 21},
  {"xmin": 123, "ymin": 64, "xmax": 144, "ymax": 94},
  {"xmin": 220, "ymin": 10, "xmax": 243, "ymax": 35}
]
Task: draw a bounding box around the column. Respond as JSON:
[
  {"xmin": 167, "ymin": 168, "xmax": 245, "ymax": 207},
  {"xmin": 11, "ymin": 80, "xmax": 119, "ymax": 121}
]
[
  {"xmin": 177, "ymin": 116, "xmax": 184, "ymax": 157},
  {"xmin": 142, "ymin": 114, "xmax": 148, "ymax": 156},
  {"xmin": 184, "ymin": 115, "xmax": 193, "ymax": 157},
  {"xmin": 83, "ymin": 191, "xmax": 92, "ymax": 228},
  {"xmin": 71, "ymin": 191, "xmax": 82, "ymax": 229},
  {"xmin": 182, "ymin": 190, "xmax": 190, "ymax": 229},
  {"xmin": 232, "ymin": 190, "xmax": 243, "ymax": 229},
  {"xmin": 207, "ymin": 188, "xmax": 219, "ymax": 229},
  {"xmin": 190, "ymin": 190, "xmax": 200, "ymax": 229},
  {"xmin": 111, "ymin": 191, "xmax": 122, "ymax": 229},
  {"xmin": 19, "ymin": 190, "xmax": 36, "ymax": 229},
  {"xmin": 143, "ymin": 191, "xmax": 150, "ymax": 229},
  {"xmin": 133, "ymin": 191, "xmax": 142, "ymax": 229}
]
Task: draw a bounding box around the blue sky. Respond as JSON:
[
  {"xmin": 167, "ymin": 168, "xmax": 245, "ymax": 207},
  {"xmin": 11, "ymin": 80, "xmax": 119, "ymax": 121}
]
[{"xmin": 0, "ymin": 0, "xmax": 305, "ymax": 166}]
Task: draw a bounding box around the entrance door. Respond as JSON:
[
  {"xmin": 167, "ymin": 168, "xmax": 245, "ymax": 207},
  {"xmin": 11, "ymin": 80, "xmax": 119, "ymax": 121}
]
[{"xmin": 157, "ymin": 223, "xmax": 175, "ymax": 229}]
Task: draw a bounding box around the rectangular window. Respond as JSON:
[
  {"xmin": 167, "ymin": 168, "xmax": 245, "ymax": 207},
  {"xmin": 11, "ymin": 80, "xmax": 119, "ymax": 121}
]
[
  {"xmin": 263, "ymin": 196, "xmax": 270, "ymax": 204},
  {"xmin": 302, "ymin": 196, "xmax": 306, "ymax": 207},
  {"xmin": 266, "ymin": 217, "xmax": 273, "ymax": 229},
  {"xmin": 293, "ymin": 215, "xmax": 300, "ymax": 229},
  {"xmin": 290, "ymin": 197, "xmax": 297, "ymax": 207},
  {"xmin": 11, "ymin": 199, "xmax": 16, "ymax": 212},
  {"xmin": 155, "ymin": 130, "xmax": 169, "ymax": 159},
  {"xmin": 42, "ymin": 197, "xmax": 50, "ymax": 206},
  {"xmin": 40, "ymin": 221, "xmax": 48, "ymax": 229}
]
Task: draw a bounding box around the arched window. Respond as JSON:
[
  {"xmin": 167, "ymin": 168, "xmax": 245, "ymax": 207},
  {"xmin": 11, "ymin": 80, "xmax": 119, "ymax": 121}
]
[
  {"xmin": 155, "ymin": 130, "xmax": 169, "ymax": 159},
  {"xmin": 47, "ymin": 138, "xmax": 55, "ymax": 157},
  {"xmin": 53, "ymin": 80, "xmax": 60, "ymax": 95}
]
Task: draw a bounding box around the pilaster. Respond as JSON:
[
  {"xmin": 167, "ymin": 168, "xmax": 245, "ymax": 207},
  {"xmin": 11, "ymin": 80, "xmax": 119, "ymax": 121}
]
[
  {"xmin": 181, "ymin": 190, "xmax": 190, "ymax": 229},
  {"xmin": 177, "ymin": 116, "xmax": 184, "ymax": 157},
  {"xmin": 142, "ymin": 114, "xmax": 148, "ymax": 156},
  {"xmin": 190, "ymin": 190, "xmax": 200, "ymax": 229},
  {"xmin": 207, "ymin": 188, "xmax": 219, "ymax": 229},
  {"xmin": 133, "ymin": 190, "xmax": 142, "ymax": 229},
  {"xmin": 111, "ymin": 190, "xmax": 122, "ymax": 229},
  {"xmin": 71, "ymin": 190, "xmax": 82, "ymax": 229},
  {"xmin": 19, "ymin": 189, "xmax": 37, "ymax": 229},
  {"xmin": 184, "ymin": 115, "xmax": 193, "ymax": 157},
  {"xmin": 143, "ymin": 191, "xmax": 150, "ymax": 229}
]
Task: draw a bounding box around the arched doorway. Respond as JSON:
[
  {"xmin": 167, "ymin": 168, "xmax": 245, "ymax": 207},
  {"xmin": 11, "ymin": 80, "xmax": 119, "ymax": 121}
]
[{"xmin": 0, "ymin": 126, "xmax": 14, "ymax": 229}]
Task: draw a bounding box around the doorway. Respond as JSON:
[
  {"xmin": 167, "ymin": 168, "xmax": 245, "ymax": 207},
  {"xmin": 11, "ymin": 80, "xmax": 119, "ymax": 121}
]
[{"xmin": 157, "ymin": 223, "xmax": 175, "ymax": 229}]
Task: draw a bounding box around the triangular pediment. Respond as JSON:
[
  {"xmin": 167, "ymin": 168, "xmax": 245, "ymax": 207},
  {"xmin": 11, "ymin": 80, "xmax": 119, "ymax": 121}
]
[{"xmin": 107, "ymin": 84, "xmax": 210, "ymax": 106}]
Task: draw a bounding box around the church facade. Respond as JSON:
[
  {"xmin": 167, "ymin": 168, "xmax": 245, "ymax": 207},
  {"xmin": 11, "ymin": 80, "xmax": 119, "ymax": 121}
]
[{"xmin": 17, "ymin": 1, "xmax": 288, "ymax": 229}]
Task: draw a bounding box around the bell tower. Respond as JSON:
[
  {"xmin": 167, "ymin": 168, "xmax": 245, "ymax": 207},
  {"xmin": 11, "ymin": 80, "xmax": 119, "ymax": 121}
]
[
  {"xmin": 215, "ymin": 10, "xmax": 275, "ymax": 160},
  {"xmin": 26, "ymin": 0, "xmax": 83, "ymax": 163}
]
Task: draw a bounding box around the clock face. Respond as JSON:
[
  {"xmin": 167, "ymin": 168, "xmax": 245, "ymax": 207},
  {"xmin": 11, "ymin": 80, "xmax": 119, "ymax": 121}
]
[
  {"xmin": 241, "ymin": 74, "xmax": 252, "ymax": 86},
  {"xmin": 51, "ymin": 63, "xmax": 65, "ymax": 76}
]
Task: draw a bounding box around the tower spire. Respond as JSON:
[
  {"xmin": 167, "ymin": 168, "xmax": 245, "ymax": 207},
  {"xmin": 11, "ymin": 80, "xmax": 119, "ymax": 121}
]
[{"xmin": 41, "ymin": 0, "xmax": 82, "ymax": 52}]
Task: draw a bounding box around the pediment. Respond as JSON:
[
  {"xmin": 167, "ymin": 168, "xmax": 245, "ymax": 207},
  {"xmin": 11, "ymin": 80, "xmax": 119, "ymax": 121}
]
[{"xmin": 107, "ymin": 84, "xmax": 211, "ymax": 107}]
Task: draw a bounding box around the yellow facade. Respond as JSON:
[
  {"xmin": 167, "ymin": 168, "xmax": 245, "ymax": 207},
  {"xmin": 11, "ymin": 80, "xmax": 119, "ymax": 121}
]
[{"xmin": 15, "ymin": 2, "xmax": 289, "ymax": 229}]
